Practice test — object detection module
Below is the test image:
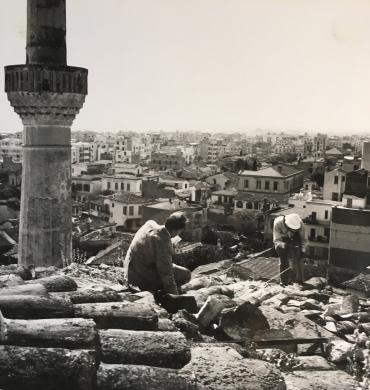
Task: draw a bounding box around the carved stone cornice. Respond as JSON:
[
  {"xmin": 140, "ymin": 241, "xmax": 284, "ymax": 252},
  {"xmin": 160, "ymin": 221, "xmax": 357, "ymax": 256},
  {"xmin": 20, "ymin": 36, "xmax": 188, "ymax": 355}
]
[
  {"xmin": 6, "ymin": 92, "xmax": 86, "ymax": 126},
  {"xmin": 5, "ymin": 64, "xmax": 87, "ymax": 94}
]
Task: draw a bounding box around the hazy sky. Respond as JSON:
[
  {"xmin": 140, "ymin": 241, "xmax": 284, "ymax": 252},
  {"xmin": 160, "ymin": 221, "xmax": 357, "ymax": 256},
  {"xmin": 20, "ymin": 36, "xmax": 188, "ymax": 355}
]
[{"xmin": 1, "ymin": 0, "xmax": 370, "ymax": 134}]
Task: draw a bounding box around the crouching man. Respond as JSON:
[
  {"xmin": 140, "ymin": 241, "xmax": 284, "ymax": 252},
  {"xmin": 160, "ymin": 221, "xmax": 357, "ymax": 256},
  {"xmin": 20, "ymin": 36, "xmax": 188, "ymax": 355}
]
[
  {"xmin": 124, "ymin": 212, "xmax": 191, "ymax": 295},
  {"xmin": 273, "ymin": 213, "xmax": 306, "ymax": 286}
]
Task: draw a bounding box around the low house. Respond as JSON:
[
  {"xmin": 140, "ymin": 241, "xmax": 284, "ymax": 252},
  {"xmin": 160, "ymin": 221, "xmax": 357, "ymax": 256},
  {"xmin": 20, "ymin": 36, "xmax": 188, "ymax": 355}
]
[
  {"xmin": 211, "ymin": 189, "xmax": 238, "ymax": 207},
  {"xmin": 101, "ymin": 174, "xmax": 142, "ymax": 194},
  {"xmin": 104, "ymin": 193, "xmax": 153, "ymax": 232},
  {"xmin": 142, "ymin": 200, "xmax": 207, "ymax": 242},
  {"xmin": 238, "ymin": 164, "xmax": 304, "ymax": 203},
  {"xmin": 205, "ymin": 172, "xmax": 238, "ymax": 190},
  {"xmin": 72, "ymin": 175, "xmax": 102, "ymax": 203}
]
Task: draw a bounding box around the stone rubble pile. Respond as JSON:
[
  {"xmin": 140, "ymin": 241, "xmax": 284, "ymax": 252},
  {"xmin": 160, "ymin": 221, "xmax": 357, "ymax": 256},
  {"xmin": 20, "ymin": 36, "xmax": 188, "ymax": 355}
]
[{"xmin": 0, "ymin": 259, "xmax": 368, "ymax": 389}]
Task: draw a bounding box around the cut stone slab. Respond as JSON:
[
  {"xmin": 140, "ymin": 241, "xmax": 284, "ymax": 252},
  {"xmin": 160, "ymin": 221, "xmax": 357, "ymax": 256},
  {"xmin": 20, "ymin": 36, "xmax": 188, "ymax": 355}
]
[
  {"xmin": 181, "ymin": 276, "xmax": 223, "ymax": 293},
  {"xmin": 326, "ymin": 339, "xmax": 354, "ymax": 363},
  {"xmin": 295, "ymin": 356, "xmax": 336, "ymax": 371},
  {"xmin": 280, "ymin": 305, "xmax": 300, "ymax": 314},
  {"xmin": 0, "ymin": 274, "xmax": 24, "ymax": 288},
  {"xmin": 303, "ymin": 277, "xmax": 327, "ymax": 290},
  {"xmin": 219, "ymin": 301, "xmax": 269, "ymax": 341},
  {"xmin": 97, "ymin": 363, "xmax": 201, "ymax": 390},
  {"xmin": 299, "ymin": 299, "xmax": 322, "ymax": 311},
  {"xmin": 26, "ymin": 275, "xmax": 78, "ymax": 292},
  {"xmin": 286, "ymin": 300, "xmax": 301, "ymax": 308},
  {"xmin": 341, "ymin": 294, "xmax": 359, "ymax": 314},
  {"xmin": 283, "ymin": 370, "xmax": 355, "ymax": 390},
  {"xmin": 73, "ymin": 302, "xmax": 158, "ymax": 330},
  {"xmin": 181, "ymin": 346, "xmax": 286, "ymax": 390},
  {"xmin": 186, "ymin": 285, "xmax": 234, "ymax": 308},
  {"xmin": 99, "ymin": 329, "xmax": 191, "ymax": 369},
  {"xmin": 0, "ymin": 345, "xmax": 96, "ymax": 390}
]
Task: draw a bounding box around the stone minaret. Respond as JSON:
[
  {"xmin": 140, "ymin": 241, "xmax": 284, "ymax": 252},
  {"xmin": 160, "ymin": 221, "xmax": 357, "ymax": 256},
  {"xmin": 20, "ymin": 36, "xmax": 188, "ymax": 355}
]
[{"xmin": 4, "ymin": 0, "xmax": 88, "ymax": 267}]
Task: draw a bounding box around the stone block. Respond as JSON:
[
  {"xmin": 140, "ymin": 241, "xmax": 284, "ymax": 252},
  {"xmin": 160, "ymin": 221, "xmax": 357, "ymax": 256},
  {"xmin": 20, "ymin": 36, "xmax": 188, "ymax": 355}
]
[
  {"xmin": 283, "ymin": 370, "xmax": 355, "ymax": 390},
  {"xmin": 181, "ymin": 346, "xmax": 286, "ymax": 390}
]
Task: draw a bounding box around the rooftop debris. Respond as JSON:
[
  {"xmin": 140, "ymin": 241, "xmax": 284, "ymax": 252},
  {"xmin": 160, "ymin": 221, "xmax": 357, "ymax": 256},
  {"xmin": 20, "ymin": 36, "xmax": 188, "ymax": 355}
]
[{"xmin": 0, "ymin": 249, "xmax": 368, "ymax": 389}]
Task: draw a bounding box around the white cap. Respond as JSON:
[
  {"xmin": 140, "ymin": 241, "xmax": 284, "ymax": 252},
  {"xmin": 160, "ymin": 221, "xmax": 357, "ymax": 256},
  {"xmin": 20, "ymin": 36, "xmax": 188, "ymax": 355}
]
[{"xmin": 285, "ymin": 213, "xmax": 302, "ymax": 231}]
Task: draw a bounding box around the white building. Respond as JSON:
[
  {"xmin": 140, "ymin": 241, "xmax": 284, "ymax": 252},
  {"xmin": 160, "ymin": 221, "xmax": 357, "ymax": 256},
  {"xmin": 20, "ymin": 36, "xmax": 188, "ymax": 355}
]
[
  {"xmin": 71, "ymin": 142, "xmax": 94, "ymax": 163},
  {"xmin": 323, "ymin": 168, "xmax": 346, "ymax": 201},
  {"xmin": 102, "ymin": 174, "xmax": 142, "ymax": 194},
  {"xmin": 112, "ymin": 163, "xmax": 143, "ymax": 176},
  {"xmin": 71, "ymin": 163, "xmax": 88, "ymax": 177},
  {"xmin": 159, "ymin": 174, "xmax": 190, "ymax": 190},
  {"xmin": 104, "ymin": 193, "xmax": 152, "ymax": 231},
  {"xmin": 0, "ymin": 138, "xmax": 22, "ymax": 162}
]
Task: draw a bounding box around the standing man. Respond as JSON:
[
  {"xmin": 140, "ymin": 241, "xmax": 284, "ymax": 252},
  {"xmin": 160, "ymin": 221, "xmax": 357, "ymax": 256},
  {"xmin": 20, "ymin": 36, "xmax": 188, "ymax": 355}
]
[
  {"xmin": 273, "ymin": 213, "xmax": 306, "ymax": 285},
  {"xmin": 124, "ymin": 212, "xmax": 191, "ymax": 295}
]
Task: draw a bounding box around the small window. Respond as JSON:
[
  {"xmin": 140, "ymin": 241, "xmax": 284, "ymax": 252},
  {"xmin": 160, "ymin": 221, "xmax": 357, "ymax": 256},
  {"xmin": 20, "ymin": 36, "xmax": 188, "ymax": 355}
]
[
  {"xmin": 127, "ymin": 183, "xmax": 131, "ymax": 191},
  {"xmin": 325, "ymin": 210, "xmax": 329, "ymax": 219},
  {"xmin": 332, "ymin": 192, "xmax": 338, "ymax": 201},
  {"xmin": 121, "ymin": 183, "xmax": 124, "ymax": 190},
  {"xmin": 138, "ymin": 206, "xmax": 143, "ymax": 215},
  {"xmin": 256, "ymin": 180, "xmax": 261, "ymax": 190},
  {"xmin": 273, "ymin": 181, "xmax": 278, "ymax": 191},
  {"xmin": 265, "ymin": 181, "xmax": 270, "ymax": 190},
  {"xmin": 107, "ymin": 182, "xmax": 111, "ymax": 189},
  {"xmin": 236, "ymin": 201, "xmax": 243, "ymax": 208},
  {"xmin": 115, "ymin": 183, "xmax": 119, "ymax": 190},
  {"xmin": 334, "ymin": 176, "xmax": 338, "ymax": 184},
  {"xmin": 244, "ymin": 179, "xmax": 249, "ymax": 189},
  {"xmin": 129, "ymin": 206, "xmax": 134, "ymax": 216},
  {"xmin": 123, "ymin": 206, "xmax": 127, "ymax": 214},
  {"xmin": 111, "ymin": 202, "xmax": 115, "ymax": 208}
]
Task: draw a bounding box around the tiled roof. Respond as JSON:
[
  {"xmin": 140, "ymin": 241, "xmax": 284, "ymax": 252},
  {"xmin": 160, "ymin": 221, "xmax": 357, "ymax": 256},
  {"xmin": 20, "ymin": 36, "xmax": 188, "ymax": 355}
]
[
  {"xmin": 107, "ymin": 192, "xmax": 152, "ymax": 204},
  {"xmin": 240, "ymin": 164, "xmax": 302, "ymax": 178},
  {"xmin": 325, "ymin": 147, "xmax": 343, "ymax": 155},
  {"xmin": 236, "ymin": 257, "xmax": 280, "ymax": 281},
  {"xmin": 159, "ymin": 174, "xmax": 188, "ymax": 182},
  {"xmin": 342, "ymin": 273, "xmax": 370, "ymax": 293},
  {"xmin": 235, "ymin": 191, "xmax": 281, "ymax": 203},
  {"xmin": 212, "ymin": 189, "xmax": 238, "ymax": 196},
  {"xmin": 103, "ymin": 174, "xmax": 141, "ymax": 180}
]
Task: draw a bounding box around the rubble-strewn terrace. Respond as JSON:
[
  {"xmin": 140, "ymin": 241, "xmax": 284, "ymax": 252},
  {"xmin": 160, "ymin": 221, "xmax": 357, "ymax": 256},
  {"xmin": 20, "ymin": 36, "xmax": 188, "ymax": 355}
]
[{"xmin": 0, "ymin": 247, "xmax": 368, "ymax": 389}]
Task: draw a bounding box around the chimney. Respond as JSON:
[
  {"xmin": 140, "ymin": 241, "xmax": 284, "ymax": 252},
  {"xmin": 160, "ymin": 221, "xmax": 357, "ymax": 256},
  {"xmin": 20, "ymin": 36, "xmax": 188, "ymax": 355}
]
[{"xmin": 361, "ymin": 141, "xmax": 370, "ymax": 171}]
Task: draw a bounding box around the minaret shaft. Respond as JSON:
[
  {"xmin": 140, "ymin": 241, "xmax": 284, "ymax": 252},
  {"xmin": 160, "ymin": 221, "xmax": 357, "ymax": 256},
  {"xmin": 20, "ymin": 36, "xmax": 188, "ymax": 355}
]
[
  {"xmin": 27, "ymin": 0, "xmax": 66, "ymax": 65},
  {"xmin": 4, "ymin": 0, "xmax": 88, "ymax": 267}
]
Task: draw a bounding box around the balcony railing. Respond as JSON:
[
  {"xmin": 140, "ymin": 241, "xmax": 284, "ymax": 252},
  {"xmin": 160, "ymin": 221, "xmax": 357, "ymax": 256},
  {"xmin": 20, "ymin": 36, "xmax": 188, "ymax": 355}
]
[
  {"xmin": 308, "ymin": 235, "xmax": 329, "ymax": 243},
  {"xmin": 303, "ymin": 216, "xmax": 330, "ymax": 226}
]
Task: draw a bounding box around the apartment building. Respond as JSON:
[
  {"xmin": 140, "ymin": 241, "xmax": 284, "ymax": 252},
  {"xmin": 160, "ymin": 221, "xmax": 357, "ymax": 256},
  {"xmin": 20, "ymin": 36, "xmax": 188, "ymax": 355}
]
[
  {"xmin": 150, "ymin": 151, "xmax": 185, "ymax": 171},
  {"xmin": 0, "ymin": 138, "xmax": 22, "ymax": 162},
  {"xmin": 329, "ymin": 207, "xmax": 370, "ymax": 276},
  {"xmin": 71, "ymin": 142, "xmax": 94, "ymax": 163},
  {"xmin": 199, "ymin": 138, "xmax": 226, "ymax": 163},
  {"xmin": 303, "ymin": 199, "xmax": 341, "ymax": 260}
]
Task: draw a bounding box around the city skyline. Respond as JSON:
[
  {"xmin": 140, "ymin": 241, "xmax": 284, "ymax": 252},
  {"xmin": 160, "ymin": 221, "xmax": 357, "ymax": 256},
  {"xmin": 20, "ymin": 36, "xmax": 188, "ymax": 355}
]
[{"xmin": 1, "ymin": 0, "xmax": 370, "ymax": 134}]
